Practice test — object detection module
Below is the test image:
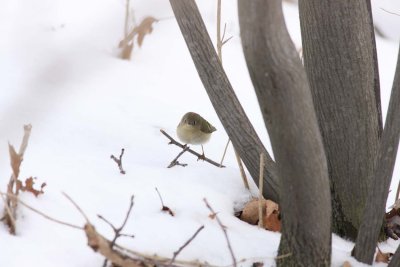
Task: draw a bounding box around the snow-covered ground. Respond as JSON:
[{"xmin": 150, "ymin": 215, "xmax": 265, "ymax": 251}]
[{"xmin": 0, "ymin": 0, "xmax": 399, "ymax": 266}]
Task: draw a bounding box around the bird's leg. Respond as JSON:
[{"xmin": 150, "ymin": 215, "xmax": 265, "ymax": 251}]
[{"xmin": 198, "ymin": 145, "xmax": 206, "ymax": 161}]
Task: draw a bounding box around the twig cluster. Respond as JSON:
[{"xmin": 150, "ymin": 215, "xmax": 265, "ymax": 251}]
[
  {"xmin": 98, "ymin": 195, "xmax": 135, "ymax": 267},
  {"xmin": 111, "ymin": 148, "xmax": 126, "ymax": 174},
  {"xmin": 160, "ymin": 129, "xmax": 224, "ymax": 168},
  {"xmin": 2, "ymin": 189, "xmax": 285, "ymax": 266}
]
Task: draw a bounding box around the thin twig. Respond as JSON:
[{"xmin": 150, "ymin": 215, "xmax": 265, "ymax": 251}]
[
  {"xmin": 98, "ymin": 195, "xmax": 135, "ymax": 267},
  {"xmin": 380, "ymin": 8, "xmax": 400, "ymax": 17},
  {"xmin": 160, "ymin": 129, "xmax": 225, "ymax": 168},
  {"xmin": 168, "ymin": 146, "xmax": 189, "ymax": 168},
  {"xmin": 203, "ymin": 198, "xmax": 237, "ymax": 267},
  {"xmin": 1, "ymin": 193, "xmax": 16, "ymax": 230},
  {"xmin": 395, "ymin": 181, "xmax": 400, "ymax": 203},
  {"xmin": 234, "ymin": 147, "xmax": 249, "ymax": 190},
  {"xmin": 221, "ymin": 23, "xmax": 227, "ymax": 44},
  {"xmin": 62, "ymin": 192, "xmax": 90, "ymax": 223},
  {"xmin": 0, "ymin": 192, "xmax": 83, "ymax": 230},
  {"xmin": 219, "ymin": 139, "xmax": 230, "ymax": 166},
  {"xmin": 111, "ymin": 148, "xmax": 126, "ymax": 174},
  {"xmin": 258, "ymin": 153, "xmax": 265, "ymax": 228},
  {"xmin": 222, "ymin": 36, "xmax": 233, "ymax": 45},
  {"xmin": 169, "ymin": 225, "xmax": 205, "ymax": 266},
  {"xmin": 217, "ymin": 0, "xmax": 222, "ymax": 62},
  {"xmin": 155, "ymin": 187, "xmax": 165, "ymax": 207},
  {"xmin": 275, "ymin": 252, "xmax": 292, "ymax": 260}
]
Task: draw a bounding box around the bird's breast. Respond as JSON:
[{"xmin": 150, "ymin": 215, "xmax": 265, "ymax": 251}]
[{"xmin": 177, "ymin": 124, "xmax": 212, "ymax": 145}]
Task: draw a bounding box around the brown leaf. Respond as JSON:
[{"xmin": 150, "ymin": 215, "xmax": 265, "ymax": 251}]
[
  {"xmin": 162, "ymin": 206, "xmax": 174, "ymax": 217},
  {"xmin": 342, "ymin": 261, "xmax": 352, "ymax": 267},
  {"xmin": 8, "ymin": 143, "xmax": 22, "ymax": 178},
  {"xmin": 209, "ymin": 212, "xmax": 217, "ymax": 219},
  {"xmin": 119, "ymin": 16, "xmax": 158, "ymax": 49},
  {"xmin": 375, "ymin": 249, "xmax": 393, "ymax": 263},
  {"xmin": 264, "ymin": 209, "xmax": 281, "ymax": 232},
  {"xmin": 240, "ymin": 199, "xmax": 281, "ymax": 231},
  {"xmin": 120, "ymin": 42, "xmax": 134, "ymax": 60},
  {"xmin": 136, "ymin": 17, "xmax": 157, "ymax": 47},
  {"xmin": 19, "ymin": 177, "xmax": 46, "ymax": 197},
  {"xmin": 240, "ymin": 198, "xmax": 264, "ymax": 225}
]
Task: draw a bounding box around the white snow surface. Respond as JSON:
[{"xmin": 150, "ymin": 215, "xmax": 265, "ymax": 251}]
[{"xmin": 0, "ymin": 0, "xmax": 399, "ymax": 266}]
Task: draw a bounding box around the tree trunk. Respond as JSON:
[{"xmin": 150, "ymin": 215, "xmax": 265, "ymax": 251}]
[
  {"xmin": 169, "ymin": 0, "xmax": 280, "ymax": 202},
  {"xmin": 366, "ymin": 0, "xmax": 383, "ymax": 135},
  {"xmin": 299, "ymin": 0, "xmax": 380, "ymax": 240},
  {"xmin": 353, "ymin": 45, "xmax": 400, "ymax": 263},
  {"xmin": 238, "ymin": 1, "xmax": 331, "ymax": 266}
]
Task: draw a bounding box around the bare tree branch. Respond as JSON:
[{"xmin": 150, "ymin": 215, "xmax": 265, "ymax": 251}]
[
  {"xmin": 168, "ymin": 146, "xmax": 189, "ymax": 168},
  {"xmin": 111, "ymin": 148, "xmax": 126, "ymax": 174},
  {"xmin": 168, "ymin": 225, "xmax": 205, "ymax": 266},
  {"xmin": 0, "ymin": 191, "xmax": 83, "ymax": 230},
  {"xmin": 160, "ymin": 129, "xmax": 224, "ymax": 168},
  {"xmin": 98, "ymin": 195, "xmax": 135, "ymax": 267},
  {"xmin": 203, "ymin": 198, "xmax": 237, "ymax": 267},
  {"xmin": 62, "ymin": 192, "xmax": 90, "ymax": 223}
]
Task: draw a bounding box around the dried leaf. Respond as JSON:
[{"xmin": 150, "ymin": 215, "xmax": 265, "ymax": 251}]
[
  {"xmin": 240, "ymin": 198, "xmax": 264, "ymax": 225},
  {"xmin": 120, "ymin": 42, "xmax": 134, "ymax": 60},
  {"xmin": 209, "ymin": 212, "xmax": 217, "ymax": 219},
  {"xmin": 252, "ymin": 262, "xmax": 264, "ymax": 267},
  {"xmin": 240, "ymin": 199, "xmax": 281, "ymax": 231},
  {"xmin": 162, "ymin": 206, "xmax": 174, "ymax": 217},
  {"xmin": 8, "ymin": 143, "xmax": 22, "ymax": 178},
  {"xmin": 342, "ymin": 261, "xmax": 352, "ymax": 267},
  {"xmin": 264, "ymin": 209, "xmax": 281, "ymax": 232},
  {"xmin": 375, "ymin": 249, "xmax": 393, "ymax": 263},
  {"xmin": 119, "ymin": 16, "xmax": 158, "ymax": 49},
  {"xmin": 18, "ymin": 177, "xmax": 46, "ymax": 197}
]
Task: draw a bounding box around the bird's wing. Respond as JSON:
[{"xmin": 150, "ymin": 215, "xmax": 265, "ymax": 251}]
[{"xmin": 201, "ymin": 120, "xmax": 217, "ymax": 133}]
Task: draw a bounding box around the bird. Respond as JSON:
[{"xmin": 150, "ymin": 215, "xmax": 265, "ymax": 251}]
[{"xmin": 177, "ymin": 112, "xmax": 217, "ymax": 160}]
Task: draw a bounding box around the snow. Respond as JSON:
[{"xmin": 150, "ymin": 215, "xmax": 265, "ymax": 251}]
[{"xmin": 0, "ymin": 0, "xmax": 399, "ymax": 266}]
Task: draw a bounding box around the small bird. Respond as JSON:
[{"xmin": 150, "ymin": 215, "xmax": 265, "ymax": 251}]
[{"xmin": 177, "ymin": 112, "xmax": 217, "ymax": 159}]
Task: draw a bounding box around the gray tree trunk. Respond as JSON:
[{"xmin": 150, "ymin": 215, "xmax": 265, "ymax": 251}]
[
  {"xmin": 366, "ymin": 0, "xmax": 383, "ymax": 135},
  {"xmin": 169, "ymin": 0, "xmax": 280, "ymax": 202},
  {"xmin": 353, "ymin": 45, "xmax": 400, "ymax": 263},
  {"xmin": 299, "ymin": 0, "xmax": 380, "ymax": 240},
  {"xmin": 238, "ymin": 1, "xmax": 331, "ymax": 266}
]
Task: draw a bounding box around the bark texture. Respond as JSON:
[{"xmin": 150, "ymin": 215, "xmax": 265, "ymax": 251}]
[
  {"xmin": 299, "ymin": 0, "xmax": 380, "ymax": 240},
  {"xmin": 353, "ymin": 45, "xmax": 400, "ymax": 263},
  {"xmin": 239, "ymin": 1, "xmax": 331, "ymax": 266},
  {"xmin": 169, "ymin": 0, "xmax": 280, "ymax": 201}
]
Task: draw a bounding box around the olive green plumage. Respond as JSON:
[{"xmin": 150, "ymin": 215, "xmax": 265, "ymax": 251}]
[{"xmin": 177, "ymin": 112, "xmax": 216, "ymax": 147}]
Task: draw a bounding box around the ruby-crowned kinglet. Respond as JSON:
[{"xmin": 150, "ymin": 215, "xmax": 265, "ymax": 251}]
[{"xmin": 177, "ymin": 112, "xmax": 216, "ymax": 157}]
